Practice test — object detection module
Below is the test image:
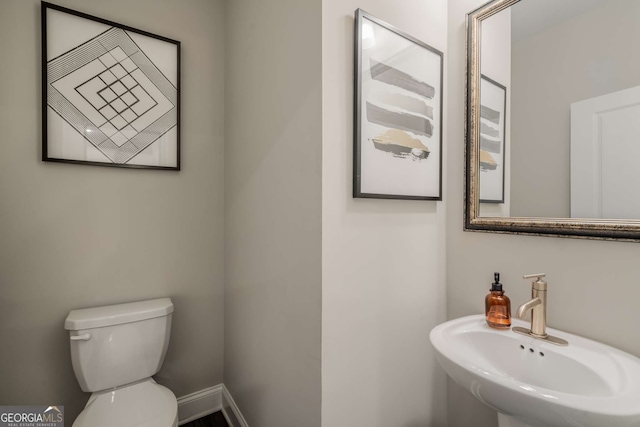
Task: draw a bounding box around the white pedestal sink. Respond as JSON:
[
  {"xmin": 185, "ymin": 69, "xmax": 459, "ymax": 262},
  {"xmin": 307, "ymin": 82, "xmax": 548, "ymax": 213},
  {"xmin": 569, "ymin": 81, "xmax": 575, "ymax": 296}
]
[{"xmin": 429, "ymin": 315, "xmax": 640, "ymax": 427}]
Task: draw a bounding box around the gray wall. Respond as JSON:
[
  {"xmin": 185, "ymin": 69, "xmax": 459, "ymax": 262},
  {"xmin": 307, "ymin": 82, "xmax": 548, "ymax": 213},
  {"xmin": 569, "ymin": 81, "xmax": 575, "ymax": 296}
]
[
  {"xmin": 510, "ymin": 0, "xmax": 640, "ymax": 217},
  {"xmin": 223, "ymin": 0, "xmax": 322, "ymax": 426},
  {"xmin": 0, "ymin": 0, "xmax": 225, "ymax": 421},
  {"xmin": 448, "ymin": 1, "xmax": 640, "ymax": 426},
  {"xmin": 321, "ymin": 1, "xmax": 448, "ymax": 426}
]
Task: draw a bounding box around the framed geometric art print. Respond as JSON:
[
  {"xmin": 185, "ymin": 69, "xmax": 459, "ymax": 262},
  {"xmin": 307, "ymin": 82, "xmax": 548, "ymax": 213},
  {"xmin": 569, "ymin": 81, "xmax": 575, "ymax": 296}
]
[
  {"xmin": 42, "ymin": 2, "xmax": 180, "ymax": 170},
  {"xmin": 353, "ymin": 9, "xmax": 443, "ymax": 200}
]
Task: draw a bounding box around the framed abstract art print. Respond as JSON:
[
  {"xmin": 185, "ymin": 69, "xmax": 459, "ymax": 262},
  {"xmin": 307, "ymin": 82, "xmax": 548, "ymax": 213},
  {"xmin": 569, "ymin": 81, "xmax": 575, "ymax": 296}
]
[
  {"xmin": 479, "ymin": 75, "xmax": 506, "ymax": 203},
  {"xmin": 42, "ymin": 2, "xmax": 180, "ymax": 170},
  {"xmin": 354, "ymin": 9, "xmax": 443, "ymax": 200}
]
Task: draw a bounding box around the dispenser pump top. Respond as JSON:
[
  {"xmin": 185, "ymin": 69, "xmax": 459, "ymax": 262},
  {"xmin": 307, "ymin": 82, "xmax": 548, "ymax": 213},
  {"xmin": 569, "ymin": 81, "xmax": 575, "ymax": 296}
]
[{"xmin": 491, "ymin": 272, "xmax": 503, "ymax": 292}]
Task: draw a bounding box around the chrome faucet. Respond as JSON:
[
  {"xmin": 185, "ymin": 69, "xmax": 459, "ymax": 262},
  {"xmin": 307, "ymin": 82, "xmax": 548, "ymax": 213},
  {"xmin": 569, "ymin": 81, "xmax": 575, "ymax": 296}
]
[{"xmin": 512, "ymin": 274, "xmax": 568, "ymax": 346}]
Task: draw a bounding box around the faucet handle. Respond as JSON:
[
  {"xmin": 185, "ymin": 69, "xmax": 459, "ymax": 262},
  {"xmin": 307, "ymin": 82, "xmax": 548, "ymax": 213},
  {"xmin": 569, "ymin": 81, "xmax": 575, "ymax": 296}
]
[{"xmin": 523, "ymin": 273, "xmax": 547, "ymax": 291}]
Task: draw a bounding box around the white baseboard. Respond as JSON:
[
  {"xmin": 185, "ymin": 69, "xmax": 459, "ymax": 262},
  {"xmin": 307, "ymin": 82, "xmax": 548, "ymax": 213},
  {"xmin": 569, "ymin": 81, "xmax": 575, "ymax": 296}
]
[
  {"xmin": 176, "ymin": 383, "xmax": 248, "ymax": 427},
  {"xmin": 221, "ymin": 384, "xmax": 249, "ymax": 427},
  {"xmin": 177, "ymin": 384, "xmax": 223, "ymax": 425}
]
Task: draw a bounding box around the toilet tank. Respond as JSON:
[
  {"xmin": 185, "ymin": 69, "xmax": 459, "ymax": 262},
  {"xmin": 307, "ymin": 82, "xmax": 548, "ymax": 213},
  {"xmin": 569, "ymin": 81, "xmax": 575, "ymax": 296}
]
[{"xmin": 65, "ymin": 298, "xmax": 173, "ymax": 392}]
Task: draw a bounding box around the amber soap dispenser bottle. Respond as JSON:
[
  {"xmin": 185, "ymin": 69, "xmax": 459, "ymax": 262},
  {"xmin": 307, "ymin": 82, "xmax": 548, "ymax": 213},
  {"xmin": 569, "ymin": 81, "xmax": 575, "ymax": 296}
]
[{"xmin": 485, "ymin": 272, "xmax": 511, "ymax": 329}]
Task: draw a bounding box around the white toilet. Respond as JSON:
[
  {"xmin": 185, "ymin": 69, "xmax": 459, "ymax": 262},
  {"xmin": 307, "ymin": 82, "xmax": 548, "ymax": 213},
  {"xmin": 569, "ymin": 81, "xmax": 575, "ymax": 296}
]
[{"xmin": 65, "ymin": 298, "xmax": 178, "ymax": 427}]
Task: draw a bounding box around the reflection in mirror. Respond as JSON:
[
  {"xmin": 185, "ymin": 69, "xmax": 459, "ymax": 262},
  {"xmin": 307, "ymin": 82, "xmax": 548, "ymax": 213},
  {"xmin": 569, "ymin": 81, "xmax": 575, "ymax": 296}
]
[
  {"xmin": 479, "ymin": 0, "xmax": 640, "ymax": 219},
  {"xmin": 466, "ymin": 0, "xmax": 640, "ymax": 240}
]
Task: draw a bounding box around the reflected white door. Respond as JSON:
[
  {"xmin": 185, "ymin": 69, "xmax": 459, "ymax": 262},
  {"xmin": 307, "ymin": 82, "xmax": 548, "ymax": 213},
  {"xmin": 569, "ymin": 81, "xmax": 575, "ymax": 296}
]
[{"xmin": 571, "ymin": 85, "xmax": 640, "ymax": 219}]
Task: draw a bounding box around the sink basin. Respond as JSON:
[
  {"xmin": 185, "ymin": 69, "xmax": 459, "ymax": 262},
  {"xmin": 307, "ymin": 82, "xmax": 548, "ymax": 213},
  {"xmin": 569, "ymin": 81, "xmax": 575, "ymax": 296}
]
[{"xmin": 429, "ymin": 315, "xmax": 640, "ymax": 427}]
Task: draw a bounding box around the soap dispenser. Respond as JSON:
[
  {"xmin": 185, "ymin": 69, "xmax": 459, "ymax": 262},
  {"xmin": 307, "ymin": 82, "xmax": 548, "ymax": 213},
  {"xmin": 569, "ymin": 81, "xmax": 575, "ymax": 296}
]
[{"xmin": 485, "ymin": 272, "xmax": 511, "ymax": 329}]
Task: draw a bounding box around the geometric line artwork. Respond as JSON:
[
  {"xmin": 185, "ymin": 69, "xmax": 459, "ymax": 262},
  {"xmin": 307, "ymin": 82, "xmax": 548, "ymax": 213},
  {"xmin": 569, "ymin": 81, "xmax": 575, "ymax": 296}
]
[
  {"xmin": 42, "ymin": 2, "xmax": 180, "ymax": 169},
  {"xmin": 48, "ymin": 30, "xmax": 176, "ymax": 163}
]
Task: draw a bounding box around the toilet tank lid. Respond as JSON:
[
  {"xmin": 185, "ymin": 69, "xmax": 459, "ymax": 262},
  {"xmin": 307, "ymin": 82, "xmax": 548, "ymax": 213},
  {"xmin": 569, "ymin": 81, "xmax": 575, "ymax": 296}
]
[{"xmin": 65, "ymin": 298, "xmax": 174, "ymax": 330}]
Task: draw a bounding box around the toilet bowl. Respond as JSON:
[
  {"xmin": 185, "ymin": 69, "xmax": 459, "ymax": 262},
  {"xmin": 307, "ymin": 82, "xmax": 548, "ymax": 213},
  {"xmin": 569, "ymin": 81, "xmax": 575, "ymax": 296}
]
[
  {"xmin": 65, "ymin": 298, "xmax": 177, "ymax": 427},
  {"xmin": 72, "ymin": 379, "xmax": 177, "ymax": 427}
]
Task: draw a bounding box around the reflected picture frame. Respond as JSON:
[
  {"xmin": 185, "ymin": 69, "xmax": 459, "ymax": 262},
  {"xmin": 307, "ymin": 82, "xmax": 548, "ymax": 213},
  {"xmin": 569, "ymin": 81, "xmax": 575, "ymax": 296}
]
[
  {"xmin": 42, "ymin": 2, "xmax": 181, "ymax": 170},
  {"xmin": 479, "ymin": 75, "xmax": 506, "ymax": 204},
  {"xmin": 353, "ymin": 9, "xmax": 443, "ymax": 200}
]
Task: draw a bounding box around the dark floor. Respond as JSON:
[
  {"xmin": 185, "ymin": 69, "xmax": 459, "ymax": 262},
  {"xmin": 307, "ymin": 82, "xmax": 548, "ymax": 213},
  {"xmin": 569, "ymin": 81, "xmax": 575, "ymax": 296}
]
[{"xmin": 182, "ymin": 411, "xmax": 229, "ymax": 427}]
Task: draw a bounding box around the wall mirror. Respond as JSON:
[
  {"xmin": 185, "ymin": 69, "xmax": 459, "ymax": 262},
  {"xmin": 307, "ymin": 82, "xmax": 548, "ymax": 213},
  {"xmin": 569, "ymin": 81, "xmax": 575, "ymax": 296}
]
[{"xmin": 466, "ymin": 0, "xmax": 640, "ymax": 240}]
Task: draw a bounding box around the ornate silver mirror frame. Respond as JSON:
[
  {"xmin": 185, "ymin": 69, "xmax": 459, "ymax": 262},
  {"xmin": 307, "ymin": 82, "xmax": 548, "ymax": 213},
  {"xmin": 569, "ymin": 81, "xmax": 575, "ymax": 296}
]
[{"xmin": 465, "ymin": 0, "xmax": 640, "ymax": 241}]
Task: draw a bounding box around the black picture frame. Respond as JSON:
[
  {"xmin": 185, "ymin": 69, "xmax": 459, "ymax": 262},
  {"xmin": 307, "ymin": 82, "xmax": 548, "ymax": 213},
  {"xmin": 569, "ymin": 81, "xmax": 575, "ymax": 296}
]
[
  {"xmin": 353, "ymin": 9, "xmax": 443, "ymax": 200},
  {"xmin": 42, "ymin": 2, "xmax": 181, "ymax": 170},
  {"xmin": 479, "ymin": 75, "xmax": 507, "ymax": 203}
]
